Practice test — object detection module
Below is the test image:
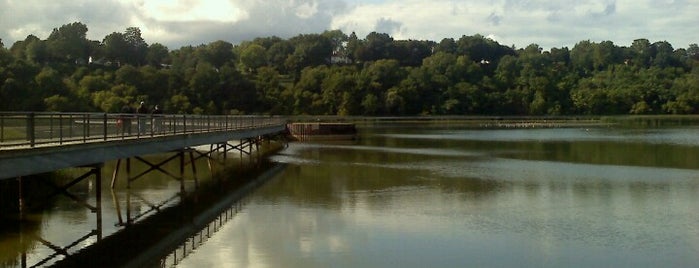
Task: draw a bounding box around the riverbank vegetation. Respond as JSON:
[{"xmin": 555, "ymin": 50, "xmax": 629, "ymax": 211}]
[{"xmin": 0, "ymin": 22, "xmax": 697, "ymax": 116}]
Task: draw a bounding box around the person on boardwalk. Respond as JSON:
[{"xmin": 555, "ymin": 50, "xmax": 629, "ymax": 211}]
[
  {"xmin": 119, "ymin": 103, "xmax": 134, "ymax": 135},
  {"xmin": 137, "ymin": 101, "xmax": 149, "ymax": 134},
  {"xmin": 151, "ymin": 105, "xmax": 163, "ymax": 133}
]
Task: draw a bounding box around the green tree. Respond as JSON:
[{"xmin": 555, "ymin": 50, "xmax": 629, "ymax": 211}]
[
  {"xmin": 92, "ymin": 89, "xmax": 126, "ymax": 112},
  {"xmin": 35, "ymin": 67, "xmax": 66, "ymax": 96},
  {"xmin": 11, "ymin": 35, "xmax": 47, "ymax": 63},
  {"xmin": 456, "ymin": 34, "xmax": 513, "ymax": 64},
  {"xmin": 494, "ymin": 54, "xmax": 520, "ymax": 88},
  {"xmin": 114, "ymin": 65, "xmax": 142, "ymax": 89},
  {"xmin": 320, "ymin": 67, "xmax": 356, "ymax": 115},
  {"xmin": 103, "ymin": 32, "xmax": 129, "ymax": 63},
  {"xmin": 570, "ymin": 40, "xmax": 595, "ymax": 75},
  {"xmin": 266, "ymin": 41, "xmax": 294, "ymax": 73},
  {"xmin": 364, "ymin": 59, "xmax": 404, "ymax": 91},
  {"xmin": 355, "ymin": 32, "xmax": 394, "ymax": 62},
  {"xmin": 651, "ymin": 41, "xmax": 676, "ymax": 68},
  {"xmin": 79, "ymin": 74, "xmax": 111, "ymax": 93},
  {"xmin": 188, "ymin": 63, "xmax": 219, "ymax": 110},
  {"xmin": 138, "ymin": 66, "xmax": 170, "ymax": 105},
  {"xmin": 286, "ymin": 34, "xmax": 333, "ymax": 76},
  {"xmin": 44, "ymin": 95, "xmax": 72, "ymax": 112},
  {"xmin": 0, "ymin": 39, "xmax": 9, "ymax": 65},
  {"xmin": 169, "ymin": 45, "xmax": 198, "ymax": 72},
  {"xmin": 292, "ymin": 66, "xmax": 329, "ymax": 114},
  {"xmin": 592, "ymin": 41, "xmax": 619, "ymax": 71},
  {"xmin": 255, "ymin": 66, "xmax": 287, "ymax": 114},
  {"xmin": 202, "ymin": 40, "xmax": 234, "ymax": 68},
  {"xmin": 146, "ymin": 43, "xmax": 169, "ymax": 66},
  {"xmin": 124, "ymin": 27, "xmax": 148, "ymax": 65},
  {"xmin": 218, "ymin": 64, "xmax": 257, "ymax": 113},
  {"xmin": 250, "ymin": 36, "xmax": 284, "ymax": 49},
  {"xmin": 240, "ymin": 44, "xmax": 267, "ymax": 72},
  {"xmin": 442, "ymin": 82, "xmax": 482, "ymax": 114},
  {"xmin": 4, "ymin": 60, "xmax": 43, "ymax": 110},
  {"xmin": 361, "ymin": 93, "xmax": 380, "ymax": 115},
  {"xmin": 170, "ymin": 94, "xmax": 191, "ymax": 114},
  {"xmin": 630, "ymin": 39, "xmax": 652, "ymax": 68},
  {"xmin": 25, "ymin": 36, "xmax": 48, "ymax": 63},
  {"xmin": 346, "ymin": 32, "xmax": 360, "ymax": 62},
  {"xmin": 321, "ymin": 29, "xmax": 348, "ymax": 56},
  {"xmin": 687, "ymin": 44, "xmax": 699, "ymax": 61},
  {"xmin": 393, "ymin": 40, "xmax": 434, "ymax": 66},
  {"xmin": 435, "ymin": 38, "xmax": 457, "ymax": 54},
  {"xmin": 385, "ymin": 87, "xmax": 405, "ymax": 114},
  {"xmin": 396, "ymin": 68, "xmax": 430, "ymax": 114},
  {"xmin": 45, "ymin": 22, "xmax": 89, "ymax": 62},
  {"xmin": 338, "ymin": 91, "xmax": 358, "ymax": 116},
  {"xmin": 664, "ymin": 69, "xmax": 699, "ymax": 114}
]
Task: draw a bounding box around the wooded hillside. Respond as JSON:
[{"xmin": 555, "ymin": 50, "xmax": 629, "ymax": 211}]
[{"xmin": 1, "ymin": 22, "xmax": 697, "ymax": 115}]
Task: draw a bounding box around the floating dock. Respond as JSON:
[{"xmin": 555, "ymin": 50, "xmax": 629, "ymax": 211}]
[{"xmin": 286, "ymin": 123, "xmax": 357, "ymax": 141}]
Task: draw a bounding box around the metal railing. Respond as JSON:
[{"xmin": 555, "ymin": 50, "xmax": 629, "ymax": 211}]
[{"xmin": 0, "ymin": 112, "xmax": 287, "ymax": 150}]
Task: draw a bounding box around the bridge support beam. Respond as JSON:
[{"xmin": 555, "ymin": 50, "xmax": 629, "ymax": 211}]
[
  {"xmin": 109, "ymin": 149, "xmax": 200, "ymax": 226},
  {"xmin": 17, "ymin": 165, "xmax": 103, "ymax": 267},
  {"xmin": 110, "ymin": 148, "xmax": 200, "ymax": 190}
]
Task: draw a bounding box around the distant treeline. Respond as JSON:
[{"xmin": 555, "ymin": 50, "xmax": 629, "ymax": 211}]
[{"xmin": 0, "ymin": 22, "xmax": 698, "ymax": 115}]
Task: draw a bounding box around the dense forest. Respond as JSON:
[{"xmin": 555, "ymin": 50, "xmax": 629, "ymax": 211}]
[{"xmin": 0, "ymin": 22, "xmax": 698, "ymax": 115}]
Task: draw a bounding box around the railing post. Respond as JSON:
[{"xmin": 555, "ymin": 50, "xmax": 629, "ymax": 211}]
[
  {"xmin": 49, "ymin": 114, "xmax": 54, "ymax": 140},
  {"xmin": 59, "ymin": 114, "xmax": 64, "ymax": 144},
  {"xmin": 136, "ymin": 114, "xmax": 140, "ymax": 139},
  {"xmin": 172, "ymin": 115, "xmax": 177, "ymax": 134},
  {"xmin": 183, "ymin": 115, "xmax": 187, "ymax": 133},
  {"xmin": 168, "ymin": 115, "xmax": 173, "ymax": 134},
  {"xmin": 199, "ymin": 115, "xmax": 203, "ymax": 133},
  {"xmin": 27, "ymin": 113, "xmax": 35, "ymax": 147},
  {"xmin": 103, "ymin": 113, "xmax": 108, "ymax": 141},
  {"xmin": 1, "ymin": 114, "xmax": 4, "ymax": 143},
  {"xmin": 69, "ymin": 114, "xmax": 74, "ymax": 139},
  {"xmin": 84, "ymin": 114, "xmax": 89, "ymax": 143}
]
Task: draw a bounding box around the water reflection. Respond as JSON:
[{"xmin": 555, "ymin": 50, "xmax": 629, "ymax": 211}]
[
  {"xmin": 0, "ymin": 140, "xmax": 279, "ymax": 267},
  {"xmin": 178, "ymin": 124, "xmax": 699, "ymax": 268}
]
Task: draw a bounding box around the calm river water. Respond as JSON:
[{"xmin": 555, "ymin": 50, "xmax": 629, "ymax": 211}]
[
  {"xmin": 3, "ymin": 120, "xmax": 699, "ymax": 267},
  {"xmin": 177, "ymin": 121, "xmax": 699, "ymax": 268}
]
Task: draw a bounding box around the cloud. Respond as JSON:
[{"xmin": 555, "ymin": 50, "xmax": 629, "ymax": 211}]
[
  {"xmin": 332, "ymin": 0, "xmax": 698, "ymax": 49},
  {"xmin": 0, "ymin": 0, "xmax": 697, "ymax": 51},
  {"xmin": 487, "ymin": 12, "xmax": 502, "ymax": 26},
  {"xmin": 375, "ymin": 18, "xmax": 403, "ymax": 36},
  {"xmin": 0, "ymin": 0, "xmax": 131, "ymax": 42},
  {"xmin": 137, "ymin": 0, "xmax": 248, "ymax": 23},
  {"xmin": 147, "ymin": 0, "xmax": 354, "ymax": 47},
  {"xmin": 0, "ymin": 0, "xmax": 348, "ymax": 48}
]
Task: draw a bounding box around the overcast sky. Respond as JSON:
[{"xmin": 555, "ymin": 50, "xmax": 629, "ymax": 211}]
[{"xmin": 0, "ymin": 0, "xmax": 697, "ymax": 51}]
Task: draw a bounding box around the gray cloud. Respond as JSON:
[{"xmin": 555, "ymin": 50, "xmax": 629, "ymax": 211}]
[
  {"xmin": 589, "ymin": 1, "xmax": 617, "ymax": 17},
  {"xmin": 487, "ymin": 12, "xmax": 502, "ymax": 26},
  {"xmin": 375, "ymin": 18, "xmax": 403, "ymax": 36},
  {"xmin": 0, "ymin": 0, "xmax": 347, "ymax": 49},
  {"xmin": 0, "ymin": 0, "xmax": 132, "ymax": 42},
  {"xmin": 0, "ymin": 0, "xmax": 697, "ymax": 52},
  {"xmin": 137, "ymin": 0, "xmax": 349, "ymax": 48}
]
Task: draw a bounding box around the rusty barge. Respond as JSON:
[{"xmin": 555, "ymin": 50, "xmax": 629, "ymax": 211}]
[{"xmin": 286, "ymin": 122, "xmax": 357, "ymax": 141}]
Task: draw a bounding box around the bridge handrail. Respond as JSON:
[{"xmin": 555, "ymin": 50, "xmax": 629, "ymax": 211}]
[{"xmin": 0, "ymin": 112, "xmax": 287, "ymax": 150}]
